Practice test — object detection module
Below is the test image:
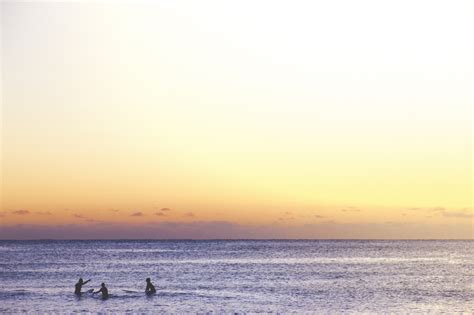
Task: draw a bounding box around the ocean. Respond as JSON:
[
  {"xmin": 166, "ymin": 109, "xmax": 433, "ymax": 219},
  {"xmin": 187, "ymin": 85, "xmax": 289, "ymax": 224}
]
[{"xmin": 0, "ymin": 240, "xmax": 472, "ymax": 313}]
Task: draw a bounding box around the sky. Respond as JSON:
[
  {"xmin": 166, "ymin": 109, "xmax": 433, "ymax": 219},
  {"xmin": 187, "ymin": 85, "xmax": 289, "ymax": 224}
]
[{"xmin": 1, "ymin": 0, "xmax": 472, "ymax": 239}]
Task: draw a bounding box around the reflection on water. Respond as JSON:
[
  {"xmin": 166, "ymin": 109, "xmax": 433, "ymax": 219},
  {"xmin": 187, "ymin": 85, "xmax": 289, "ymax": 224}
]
[{"xmin": 0, "ymin": 240, "xmax": 472, "ymax": 313}]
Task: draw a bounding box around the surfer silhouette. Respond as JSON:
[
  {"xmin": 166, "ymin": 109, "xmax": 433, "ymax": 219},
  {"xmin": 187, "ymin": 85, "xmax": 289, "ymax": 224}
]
[
  {"xmin": 94, "ymin": 282, "xmax": 109, "ymax": 299},
  {"xmin": 145, "ymin": 278, "xmax": 156, "ymax": 294},
  {"xmin": 74, "ymin": 278, "xmax": 91, "ymax": 295}
]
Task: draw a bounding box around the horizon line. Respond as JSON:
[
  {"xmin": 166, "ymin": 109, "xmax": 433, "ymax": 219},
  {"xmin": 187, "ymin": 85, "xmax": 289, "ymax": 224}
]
[{"xmin": 1, "ymin": 238, "xmax": 473, "ymax": 241}]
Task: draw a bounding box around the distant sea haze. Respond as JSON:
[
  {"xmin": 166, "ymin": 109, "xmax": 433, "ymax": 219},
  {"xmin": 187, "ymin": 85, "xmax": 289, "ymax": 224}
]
[
  {"xmin": 0, "ymin": 240, "xmax": 472, "ymax": 313},
  {"xmin": 1, "ymin": 220, "xmax": 473, "ymax": 240}
]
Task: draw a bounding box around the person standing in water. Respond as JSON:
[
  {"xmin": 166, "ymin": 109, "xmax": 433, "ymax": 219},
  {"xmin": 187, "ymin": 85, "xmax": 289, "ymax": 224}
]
[
  {"xmin": 74, "ymin": 278, "xmax": 91, "ymax": 295},
  {"xmin": 145, "ymin": 278, "xmax": 156, "ymax": 294},
  {"xmin": 94, "ymin": 283, "xmax": 109, "ymax": 299}
]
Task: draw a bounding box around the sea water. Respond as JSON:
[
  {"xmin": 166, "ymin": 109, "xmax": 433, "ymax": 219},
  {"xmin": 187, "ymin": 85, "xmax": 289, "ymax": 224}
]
[{"xmin": 0, "ymin": 240, "xmax": 472, "ymax": 313}]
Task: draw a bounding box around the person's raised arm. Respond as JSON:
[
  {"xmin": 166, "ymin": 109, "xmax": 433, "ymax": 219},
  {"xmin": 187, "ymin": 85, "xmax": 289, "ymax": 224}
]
[{"xmin": 83, "ymin": 279, "xmax": 91, "ymax": 285}]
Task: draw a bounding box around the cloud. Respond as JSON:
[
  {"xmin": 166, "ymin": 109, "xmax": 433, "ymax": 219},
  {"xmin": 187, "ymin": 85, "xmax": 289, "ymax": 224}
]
[
  {"xmin": 108, "ymin": 209, "xmax": 120, "ymax": 213},
  {"xmin": 130, "ymin": 212, "xmax": 144, "ymax": 217},
  {"xmin": 155, "ymin": 212, "xmax": 166, "ymax": 216},
  {"xmin": 314, "ymin": 215, "xmax": 325, "ymax": 219},
  {"xmin": 411, "ymin": 207, "xmax": 474, "ymax": 219},
  {"xmin": 340, "ymin": 206, "xmax": 361, "ymax": 212},
  {"xmin": 72, "ymin": 213, "xmax": 102, "ymax": 222},
  {"xmin": 35, "ymin": 211, "xmax": 52, "ymax": 215},
  {"xmin": 160, "ymin": 208, "xmax": 172, "ymax": 212},
  {"xmin": 442, "ymin": 210, "xmax": 473, "ymax": 218},
  {"xmin": 278, "ymin": 212, "xmax": 295, "ymax": 220},
  {"xmin": 183, "ymin": 212, "xmax": 195, "ymax": 217},
  {"xmin": 12, "ymin": 210, "xmax": 30, "ymax": 215}
]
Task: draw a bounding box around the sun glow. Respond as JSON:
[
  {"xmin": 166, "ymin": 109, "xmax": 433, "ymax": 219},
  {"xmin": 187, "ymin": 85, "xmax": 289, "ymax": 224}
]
[{"xmin": 1, "ymin": 0, "xmax": 472, "ymax": 239}]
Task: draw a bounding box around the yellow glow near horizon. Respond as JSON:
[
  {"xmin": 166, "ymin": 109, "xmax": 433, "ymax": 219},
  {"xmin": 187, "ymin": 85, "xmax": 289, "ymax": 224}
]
[{"xmin": 1, "ymin": 1, "xmax": 472, "ymax": 238}]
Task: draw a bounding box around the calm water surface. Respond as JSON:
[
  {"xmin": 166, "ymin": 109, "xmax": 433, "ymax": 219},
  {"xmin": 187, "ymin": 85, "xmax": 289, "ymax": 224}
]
[{"xmin": 0, "ymin": 240, "xmax": 472, "ymax": 313}]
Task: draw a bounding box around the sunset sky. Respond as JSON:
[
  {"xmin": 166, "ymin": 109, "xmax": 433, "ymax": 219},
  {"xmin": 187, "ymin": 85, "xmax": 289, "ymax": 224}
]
[{"xmin": 1, "ymin": 1, "xmax": 472, "ymax": 239}]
